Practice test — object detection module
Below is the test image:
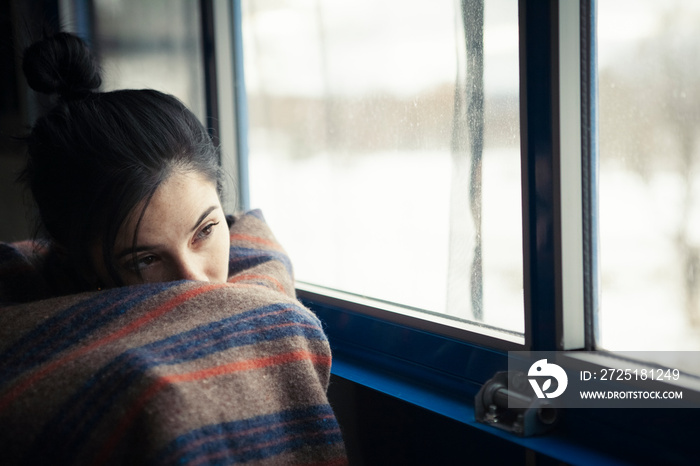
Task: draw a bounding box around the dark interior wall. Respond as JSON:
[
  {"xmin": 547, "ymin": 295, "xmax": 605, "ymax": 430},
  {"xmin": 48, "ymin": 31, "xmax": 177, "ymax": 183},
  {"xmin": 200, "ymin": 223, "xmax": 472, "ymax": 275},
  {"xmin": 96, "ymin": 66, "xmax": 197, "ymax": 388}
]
[
  {"xmin": 327, "ymin": 375, "xmax": 564, "ymax": 466},
  {"xmin": 0, "ymin": 0, "xmax": 61, "ymax": 243}
]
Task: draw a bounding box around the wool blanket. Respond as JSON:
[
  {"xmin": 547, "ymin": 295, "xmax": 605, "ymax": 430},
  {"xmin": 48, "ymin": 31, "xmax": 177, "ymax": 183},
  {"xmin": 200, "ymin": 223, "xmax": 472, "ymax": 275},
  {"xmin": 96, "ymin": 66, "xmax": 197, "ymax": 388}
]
[{"xmin": 0, "ymin": 210, "xmax": 347, "ymax": 465}]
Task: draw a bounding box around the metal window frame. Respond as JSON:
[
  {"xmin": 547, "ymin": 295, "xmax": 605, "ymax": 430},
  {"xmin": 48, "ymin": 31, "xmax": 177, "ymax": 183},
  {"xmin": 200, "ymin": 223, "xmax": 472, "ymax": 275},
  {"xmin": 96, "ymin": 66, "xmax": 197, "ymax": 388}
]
[
  {"xmin": 215, "ymin": 2, "xmax": 700, "ymax": 463},
  {"xmin": 203, "ymin": 0, "xmax": 250, "ymax": 213}
]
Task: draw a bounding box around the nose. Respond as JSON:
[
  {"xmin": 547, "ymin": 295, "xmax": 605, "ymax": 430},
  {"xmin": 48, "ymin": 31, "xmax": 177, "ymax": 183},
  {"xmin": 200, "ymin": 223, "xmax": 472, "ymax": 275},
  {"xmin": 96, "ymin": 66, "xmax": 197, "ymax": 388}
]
[{"xmin": 173, "ymin": 254, "xmax": 209, "ymax": 282}]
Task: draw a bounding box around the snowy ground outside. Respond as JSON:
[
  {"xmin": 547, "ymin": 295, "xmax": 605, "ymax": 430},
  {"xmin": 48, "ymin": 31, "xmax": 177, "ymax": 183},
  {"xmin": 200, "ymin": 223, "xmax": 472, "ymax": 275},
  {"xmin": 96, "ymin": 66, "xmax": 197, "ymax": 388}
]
[{"xmin": 249, "ymin": 148, "xmax": 700, "ymax": 353}]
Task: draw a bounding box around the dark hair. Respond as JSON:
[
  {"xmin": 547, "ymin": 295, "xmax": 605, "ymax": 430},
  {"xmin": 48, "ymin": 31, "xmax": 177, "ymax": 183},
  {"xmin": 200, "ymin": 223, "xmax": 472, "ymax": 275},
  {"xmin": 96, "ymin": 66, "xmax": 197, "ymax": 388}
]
[{"xmin": 20, "ymin": 32, "xmax": 223, "ymax": 289}]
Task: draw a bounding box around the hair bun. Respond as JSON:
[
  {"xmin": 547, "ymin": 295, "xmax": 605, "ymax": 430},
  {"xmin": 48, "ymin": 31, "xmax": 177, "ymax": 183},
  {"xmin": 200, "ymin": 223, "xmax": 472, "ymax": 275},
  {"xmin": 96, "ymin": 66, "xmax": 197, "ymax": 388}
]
[{"xmin": 22, "ymin": 32, "xmax": 102, "ymax": 100}]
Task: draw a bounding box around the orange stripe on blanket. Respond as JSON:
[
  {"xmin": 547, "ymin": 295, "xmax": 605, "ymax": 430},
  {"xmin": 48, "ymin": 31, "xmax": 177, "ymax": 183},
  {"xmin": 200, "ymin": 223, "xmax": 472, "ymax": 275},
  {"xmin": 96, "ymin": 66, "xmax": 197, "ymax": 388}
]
[
  {"xmin": 0, "ymin": 283, "xmax": 227, "ymax": 415},
  {"xmin": 229, "ymin": 233, "xmax": 281, "ymax": 249},
  {"xmin": 92, "ymin": 350, "xmax": 332, "ymax": 466},
  {"xmin": 228, "ymin": 273, "xmax": 286, "ymax": 293}
]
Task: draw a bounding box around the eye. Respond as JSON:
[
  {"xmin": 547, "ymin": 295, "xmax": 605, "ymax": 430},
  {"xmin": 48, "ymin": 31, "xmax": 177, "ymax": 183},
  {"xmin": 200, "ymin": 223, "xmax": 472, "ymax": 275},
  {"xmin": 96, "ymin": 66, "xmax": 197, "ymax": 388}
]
[
  {"xmin": 138, "ymin": 255, "xmax": 157, "ymax": 267},
  {"xmin": 195, "ymin": 221, "xmax": 219, "ymax": 242},
  {"xmin": 124, "ymin": 254, "xmax": 158, "ymax": 272}
]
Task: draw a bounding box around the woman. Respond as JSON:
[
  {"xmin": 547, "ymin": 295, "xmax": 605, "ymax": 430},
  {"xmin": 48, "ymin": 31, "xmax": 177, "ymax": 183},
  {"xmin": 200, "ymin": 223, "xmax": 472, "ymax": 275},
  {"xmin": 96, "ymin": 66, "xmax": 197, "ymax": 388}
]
[
  {"xmin": 0, "ymin": 32, "xmax": 347, "ymax": 465},
  {"xmin": 21, "ymin": 32, "xmax": 230, "ymax": 296}
]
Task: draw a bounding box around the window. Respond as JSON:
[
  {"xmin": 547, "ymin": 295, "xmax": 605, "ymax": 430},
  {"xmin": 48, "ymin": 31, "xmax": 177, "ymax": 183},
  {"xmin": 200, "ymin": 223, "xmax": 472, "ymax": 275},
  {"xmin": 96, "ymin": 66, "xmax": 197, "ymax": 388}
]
[
  {"xmin": 241, "ymin": 0, "xmax": 524, "ymax": 339},
  {"xmin": 598, "ymin": 0, "xmax": 700, "ymax": 357},
  {"xmin": 91, "ymin": 0, "xmax": 206, "ymax": 121},
  {"xmin": 236, "ymin": 0, "xmax": 700, "ymax": 388}
]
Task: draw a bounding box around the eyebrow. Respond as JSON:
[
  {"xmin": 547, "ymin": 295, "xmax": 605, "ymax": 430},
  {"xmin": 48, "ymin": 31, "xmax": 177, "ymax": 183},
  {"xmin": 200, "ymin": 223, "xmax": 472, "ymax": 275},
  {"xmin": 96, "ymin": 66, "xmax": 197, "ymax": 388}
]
[
  {"xmin": 114, "ymin": 206, "xmax": 219, "ymax": 261},
  {"xmin": 191, "ymin": 206, "xmax": 218, "ymax": 232}
]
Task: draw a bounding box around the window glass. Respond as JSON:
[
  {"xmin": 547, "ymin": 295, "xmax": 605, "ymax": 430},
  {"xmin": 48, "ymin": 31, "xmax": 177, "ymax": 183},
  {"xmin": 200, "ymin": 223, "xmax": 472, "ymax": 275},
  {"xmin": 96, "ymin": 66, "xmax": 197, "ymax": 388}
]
[
  {"xmin": 243, "ymin": 0, "xmax": 522, "ymax": 333},
  {"xmin": 598, "ymin": 0, "xmax": 700, "ymax": 351},
  {"xmin": 92, "ymin": 0, "xmax": 206, "ymax": 121}
]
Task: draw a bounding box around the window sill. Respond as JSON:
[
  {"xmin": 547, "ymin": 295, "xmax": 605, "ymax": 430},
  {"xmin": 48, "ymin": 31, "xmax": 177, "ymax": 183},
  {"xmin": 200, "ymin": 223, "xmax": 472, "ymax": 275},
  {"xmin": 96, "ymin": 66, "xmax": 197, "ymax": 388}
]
[{"xmin": 304, "ymin": 292, "xmax": 699, "ymax": 465}]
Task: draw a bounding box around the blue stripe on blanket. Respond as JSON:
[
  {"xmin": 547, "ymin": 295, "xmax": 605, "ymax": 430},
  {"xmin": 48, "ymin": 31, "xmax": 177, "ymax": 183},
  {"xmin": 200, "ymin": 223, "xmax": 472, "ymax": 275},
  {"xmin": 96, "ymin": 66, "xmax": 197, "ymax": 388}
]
[
  {"xmin": 24, "ymin": 302, "xmax": 327, "ymax": 465},
  {"xmin": 0, "ymin": 282, "xmax": 177, "ymax": 385},
  {"xmin": 229, "ymin": 247, "xmax": 293, "ymax": 276},
  {"xmin": 152, "ymin": 405, "xmax": 344, "ymax": 465}
]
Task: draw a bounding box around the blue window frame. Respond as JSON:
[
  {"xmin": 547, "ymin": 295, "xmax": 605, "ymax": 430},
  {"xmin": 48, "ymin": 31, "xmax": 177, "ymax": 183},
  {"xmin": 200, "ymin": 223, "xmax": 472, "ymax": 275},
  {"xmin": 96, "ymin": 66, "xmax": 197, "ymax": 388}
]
[
  {"xmin": 191, "ymin": 0, "xmax": 700, "ymax": 463},
  {"xmin": 230, "ymin": 0, "xmax": 579, "ymax": 378},
  {"xmin": 223, "ymin": 1, "xmax": 698, "ymax": 463}
]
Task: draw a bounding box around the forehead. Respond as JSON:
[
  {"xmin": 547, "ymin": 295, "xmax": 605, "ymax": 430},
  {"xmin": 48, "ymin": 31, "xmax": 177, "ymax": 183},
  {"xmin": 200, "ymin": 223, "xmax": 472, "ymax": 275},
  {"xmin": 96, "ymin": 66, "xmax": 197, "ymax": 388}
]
[{"xmin": 117, "ymin": 170, "xmax": 221, "ymax": 246}]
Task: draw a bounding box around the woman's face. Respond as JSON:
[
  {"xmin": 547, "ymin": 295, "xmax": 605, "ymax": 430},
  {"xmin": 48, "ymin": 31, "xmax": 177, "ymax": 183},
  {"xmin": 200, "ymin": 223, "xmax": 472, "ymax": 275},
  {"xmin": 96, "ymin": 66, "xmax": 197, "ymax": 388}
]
[{"xmin": 98, "ymin": 170, "xmax": 230, "ymax": 286}]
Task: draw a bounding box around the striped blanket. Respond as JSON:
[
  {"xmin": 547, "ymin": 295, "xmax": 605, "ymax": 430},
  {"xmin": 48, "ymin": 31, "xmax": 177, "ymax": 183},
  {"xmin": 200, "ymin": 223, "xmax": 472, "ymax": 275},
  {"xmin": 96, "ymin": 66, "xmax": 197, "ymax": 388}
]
[{"xmin": 0, "ymin": 210, "xmax": 347, "ymax": 465}]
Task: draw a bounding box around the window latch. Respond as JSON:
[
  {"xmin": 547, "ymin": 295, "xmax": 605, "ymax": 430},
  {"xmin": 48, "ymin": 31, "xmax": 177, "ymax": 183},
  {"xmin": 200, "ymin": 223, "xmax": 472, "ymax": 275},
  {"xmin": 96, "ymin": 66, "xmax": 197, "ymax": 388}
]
[{"xmin": 475, "ymin": 371, "xmax": 560, "ymax": 436}]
